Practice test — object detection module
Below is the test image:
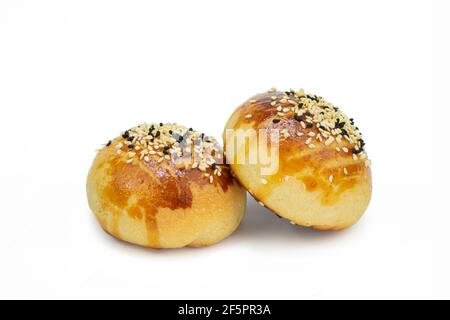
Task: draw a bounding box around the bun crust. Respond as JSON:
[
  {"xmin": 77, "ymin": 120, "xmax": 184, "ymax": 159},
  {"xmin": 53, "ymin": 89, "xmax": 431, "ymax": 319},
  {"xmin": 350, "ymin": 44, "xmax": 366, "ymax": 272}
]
[
  {"xmin": 87, "ymin": 124, "xmax": 246, "ymax": 248},
  {"xmin": 224, "ymin": 90, "xmax": 372, "ymax": 230}
]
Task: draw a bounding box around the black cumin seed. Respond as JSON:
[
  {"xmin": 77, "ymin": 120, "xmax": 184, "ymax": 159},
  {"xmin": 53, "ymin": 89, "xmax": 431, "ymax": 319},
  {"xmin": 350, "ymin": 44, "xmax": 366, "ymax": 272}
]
[
  {"xmin": 128, "ymin": 144, "xmax": 134, "ymax": 148},
  {"xmin": 359, "ymin": 139, "xmax": 366, "ymax": 148},
  {"xmin": 106, "ymin": 140, "xmax": 111, "ymax": 147},
  {"xmin": 294, "ymin": 114, "xmax": 302, "ymax": 122},
  {"xmin": 122, "ymin": 131, "xmax": 129, "ymax": 139},
  {"xmin": 272, "ymin": 119, "xmax": 280, "ymax": 124},
  {"xmin": 155, "ymin": 131, "xmax": 160, "ymax": 138},
  {"xmin": 159, "ymin": 123, "xmax": 163, "ymax": 127},
  {"xmin": 127, "ymin": 136, "xmax": 134, "ymax": 142},
  {"xmin": 178, "ymin": 136, "xmax": 183, "ymax": 142},
  {"xmin": 306, "ymin": 123, "xmax": 314, "ymax": 128}
]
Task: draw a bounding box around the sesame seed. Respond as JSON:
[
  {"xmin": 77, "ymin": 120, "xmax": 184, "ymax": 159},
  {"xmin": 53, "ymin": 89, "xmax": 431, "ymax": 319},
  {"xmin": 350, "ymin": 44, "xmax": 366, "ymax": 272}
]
[
  {"xmin": 329, "ymin": 175, "xmax": 334, "ymax": 183},
  {"xmin": 344, "ymin": 168, "xmax": 348, "ymax": 175},
  {"xmin": 324, "ymin": 136, "xmax": 334, "ymax": 146},
  {"xmin": 264, "ymin": 88, "xmax": 367, "ymax": 161},
  {"xmin": 245, "ymin": 114, "xmax": 252, "ymax": 119},
  {"xmin": 261, "ymin": 178, "xmax": 268, "ymax": 185}
]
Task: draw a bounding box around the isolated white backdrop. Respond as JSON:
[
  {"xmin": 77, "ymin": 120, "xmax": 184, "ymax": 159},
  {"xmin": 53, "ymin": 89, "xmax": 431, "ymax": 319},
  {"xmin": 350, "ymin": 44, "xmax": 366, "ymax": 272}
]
[{"xmin": 0, "ymin": 0, "xmax": 446, "ymax": 299}]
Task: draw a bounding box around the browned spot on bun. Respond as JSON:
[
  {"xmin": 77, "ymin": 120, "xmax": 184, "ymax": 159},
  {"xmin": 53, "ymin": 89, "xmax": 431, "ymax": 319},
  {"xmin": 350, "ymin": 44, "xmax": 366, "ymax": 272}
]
[
  {"xmin": 255, "ymin": 137, "xmax": 367, "ymax": 205},
  {"xmin": 214, "ymin": 165, "xmax": 235, "ymax": 193}
]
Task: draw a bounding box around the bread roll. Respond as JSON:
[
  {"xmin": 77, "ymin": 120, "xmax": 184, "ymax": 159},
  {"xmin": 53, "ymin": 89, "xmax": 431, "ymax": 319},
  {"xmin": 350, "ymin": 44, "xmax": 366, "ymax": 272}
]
[
  {"xmin": 87, "ymin": 123, "xmax": 246, "ymax": 248},
  {"xmin": 224, "ymin": 88, "xmax": 372, "ymax": 230}
]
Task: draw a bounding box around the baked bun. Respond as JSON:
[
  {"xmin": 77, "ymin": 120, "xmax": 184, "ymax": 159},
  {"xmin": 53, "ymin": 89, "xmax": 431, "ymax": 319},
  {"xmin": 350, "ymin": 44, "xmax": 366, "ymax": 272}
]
[
  {"xmin": 87, "ymin": 123, "xmax": 246, "ymax": 248},
  {"xmin": 224, "ymin": 88, "xmax": 372, "ymax": 230}
]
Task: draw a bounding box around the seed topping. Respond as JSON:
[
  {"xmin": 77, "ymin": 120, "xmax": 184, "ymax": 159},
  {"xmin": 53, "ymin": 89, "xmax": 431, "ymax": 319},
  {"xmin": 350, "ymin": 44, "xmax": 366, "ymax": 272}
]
[
  {"xmin": 265, "ymin": 88, "xmax": 369, "ymax": 165},
  {"xmin": 101, "ymin": 123, "xmax": 224, "ymax": 183}
]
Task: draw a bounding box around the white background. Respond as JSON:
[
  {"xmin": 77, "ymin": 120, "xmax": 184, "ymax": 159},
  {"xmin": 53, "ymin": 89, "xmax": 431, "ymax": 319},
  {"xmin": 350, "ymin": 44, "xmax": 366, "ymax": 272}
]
[{"xmin": 0, "ymin": 0, "xmax": 447, "ymax": 299}]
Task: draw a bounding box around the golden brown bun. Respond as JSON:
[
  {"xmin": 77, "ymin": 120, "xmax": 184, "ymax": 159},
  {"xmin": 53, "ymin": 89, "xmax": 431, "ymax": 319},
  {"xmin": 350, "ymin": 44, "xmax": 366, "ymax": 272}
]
[
  {"xmin": 87, "ymin": 124, "xmax": 246, "ymax": 248},
  {"xmin": 224, "ymin": 90, "xmax": 372, "ymax": 230}
]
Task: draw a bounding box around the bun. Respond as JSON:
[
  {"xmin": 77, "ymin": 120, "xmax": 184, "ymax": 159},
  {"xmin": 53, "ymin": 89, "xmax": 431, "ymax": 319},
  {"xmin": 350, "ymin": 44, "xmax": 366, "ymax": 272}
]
[
  {"xmin": 87, "ymin": 123, "xmax": 246, "ymax": 248},
  {"xmin": 223, "ymin": 88, "xmax": 372, "ymax": 230}
]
